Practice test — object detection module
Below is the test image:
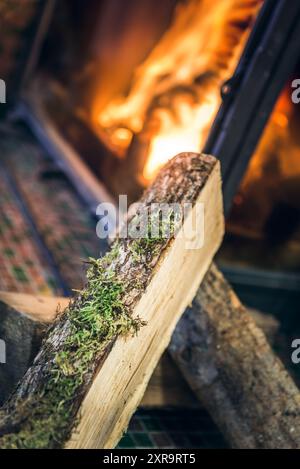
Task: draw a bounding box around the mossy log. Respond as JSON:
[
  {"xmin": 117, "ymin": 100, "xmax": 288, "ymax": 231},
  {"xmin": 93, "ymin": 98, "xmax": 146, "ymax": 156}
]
[
  {"xmin": 0, "ymin": 152, "xmax": 224, "ymax": 449},
  {"xmin": 170, "ymin": 263, "xmax": 300, "ymax": 449},
  {"xmin": 0, "ymin": 292, "xmax": 199, "ymax": 408}
]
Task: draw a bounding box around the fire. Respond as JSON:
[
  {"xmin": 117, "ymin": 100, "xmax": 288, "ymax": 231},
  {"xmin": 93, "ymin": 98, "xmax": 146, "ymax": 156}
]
[
  {"xmin": 96, "ymin": 0, "xmax": 262, "ymax": 180},
  {"xmin": 143, "ymin": 92, "xmax": 218, "ymax": 180}
]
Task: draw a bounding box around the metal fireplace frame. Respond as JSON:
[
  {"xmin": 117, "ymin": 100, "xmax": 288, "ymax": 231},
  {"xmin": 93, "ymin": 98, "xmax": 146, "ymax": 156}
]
[{"xmin": 204, "ymin": 0, "xmax": 300, "ymax": 213}]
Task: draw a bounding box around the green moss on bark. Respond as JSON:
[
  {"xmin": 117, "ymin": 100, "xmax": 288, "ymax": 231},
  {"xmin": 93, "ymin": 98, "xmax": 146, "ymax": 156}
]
[{"xmin": 0, "ymin": 242, "xmax": 144, "ymax": 449}]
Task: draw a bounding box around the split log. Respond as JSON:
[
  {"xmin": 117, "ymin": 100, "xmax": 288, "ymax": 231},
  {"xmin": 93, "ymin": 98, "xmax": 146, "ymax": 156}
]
[
  {"xmin": 169, "ymin": 263, "xmax": 300, "ymax": 449},
  {"xmin": 0, "ymin": 152, "xmax": 224, "ymax": 449}
]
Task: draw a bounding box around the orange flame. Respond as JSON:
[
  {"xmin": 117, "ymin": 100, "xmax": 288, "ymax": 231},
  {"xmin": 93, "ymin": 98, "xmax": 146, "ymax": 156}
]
[
  {"xmin": 143, "ymin": 93, "xmax": 219, "ymax": 180},
  {"xmin": 97, "ymin": 0, "xmax": 262, "ymax": 180}
]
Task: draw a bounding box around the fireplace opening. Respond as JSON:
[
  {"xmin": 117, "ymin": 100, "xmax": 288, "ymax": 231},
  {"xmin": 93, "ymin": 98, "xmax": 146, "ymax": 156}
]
[{"xmin": 21, "ymin": 0, "xmax": 262, "ymax": 202}]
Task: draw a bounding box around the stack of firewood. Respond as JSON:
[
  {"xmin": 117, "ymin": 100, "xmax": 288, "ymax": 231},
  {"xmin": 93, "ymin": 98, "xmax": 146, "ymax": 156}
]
[{"xmin": 0, "ymin": 152, "xmax": 299, "ymax": 449}]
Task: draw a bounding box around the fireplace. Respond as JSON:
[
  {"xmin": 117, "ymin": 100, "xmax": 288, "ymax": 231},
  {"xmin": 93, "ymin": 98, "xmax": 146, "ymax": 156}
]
[
  {"xmin": 6, "ymin": 0, "xmax": 300, "ymax": 312},
  {"xmin": 2, "ymin": 0, "xmax": 300, "ymax": 450}
]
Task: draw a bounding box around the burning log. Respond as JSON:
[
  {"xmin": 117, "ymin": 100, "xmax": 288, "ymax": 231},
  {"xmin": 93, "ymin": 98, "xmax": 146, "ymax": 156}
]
[
  {"xmin": 170, "ymin": 263, "xmax": 300, "ymax": 449},
  {"xmin": 0, "ymin": 152, "xmax": 223, "ymax": 449}
]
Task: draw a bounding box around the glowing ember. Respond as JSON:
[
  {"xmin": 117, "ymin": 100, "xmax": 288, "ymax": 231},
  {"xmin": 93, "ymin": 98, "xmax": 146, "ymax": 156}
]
[
  {"xmin": 111, "ymin": 127, "xmax": 133, "ymax": 150},
  {"xmin": 96, "ymin": 0, "xmax": 262, "ymax": 180}
]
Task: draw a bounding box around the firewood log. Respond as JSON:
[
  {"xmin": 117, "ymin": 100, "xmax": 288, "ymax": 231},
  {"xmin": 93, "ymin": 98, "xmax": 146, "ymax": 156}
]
[
  {"xmin": 0, "ymin": 299, "xmax": 46, "ymax": 405},
  {"xmin": 0, "ymin": 152, "xmax": 223, "ymax": 449},
  {"xmin": 0, "ymin": 294, "xmax": 68, "ymax": 406},
  {"xmin": 170, "ymin": 263, "xmax": 300, "ymax": 449}
]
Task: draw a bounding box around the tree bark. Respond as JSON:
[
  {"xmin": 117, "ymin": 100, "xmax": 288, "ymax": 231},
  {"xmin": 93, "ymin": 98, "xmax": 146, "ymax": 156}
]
[{"xmin": 169, "ymin": 263, "xmax": 300, "ymax": 449}]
